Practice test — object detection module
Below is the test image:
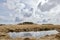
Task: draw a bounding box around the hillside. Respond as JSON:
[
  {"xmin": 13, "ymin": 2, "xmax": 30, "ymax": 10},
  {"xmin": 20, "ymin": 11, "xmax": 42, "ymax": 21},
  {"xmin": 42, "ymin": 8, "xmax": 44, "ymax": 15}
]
[
  {"xmin": 0, "ymin": 23, "xmax": 60, "ymax": 32},
  {"xmin": 0, "ymin": 22, "xmax": 60, "ymax": 40}
]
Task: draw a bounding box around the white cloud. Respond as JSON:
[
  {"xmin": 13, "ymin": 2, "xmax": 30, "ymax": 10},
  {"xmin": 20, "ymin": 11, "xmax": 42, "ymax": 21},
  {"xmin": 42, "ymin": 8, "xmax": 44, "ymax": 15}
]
[{"xmin": 1, "ymin": 0, "xmax": 60, "ymax": 24}]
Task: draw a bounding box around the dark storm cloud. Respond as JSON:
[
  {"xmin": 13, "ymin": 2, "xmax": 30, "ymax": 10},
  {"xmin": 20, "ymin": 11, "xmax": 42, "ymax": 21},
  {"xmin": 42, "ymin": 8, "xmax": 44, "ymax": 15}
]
[
  {"xmin": 49, "ymin": 0, "xmax": 60, "ymax": 4},
  {"xmin": 38, "ymin": 0, "xmax": 60, "ymax": 12},
  {"xmin": 38, "ymin": 3, "xmax": 56, "ymax": 12}
]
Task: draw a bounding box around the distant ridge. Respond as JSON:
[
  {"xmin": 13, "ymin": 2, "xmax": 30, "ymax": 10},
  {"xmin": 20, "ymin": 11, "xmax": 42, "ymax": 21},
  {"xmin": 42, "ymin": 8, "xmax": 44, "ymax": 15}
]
[{"xmin": 17, "ymin": 22, "xmax": 34, "ymax": 25}]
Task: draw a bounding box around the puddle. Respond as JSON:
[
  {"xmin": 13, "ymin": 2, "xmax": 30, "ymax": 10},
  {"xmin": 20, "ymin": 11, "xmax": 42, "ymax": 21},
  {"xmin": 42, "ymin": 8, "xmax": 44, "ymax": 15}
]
[{"xmin": 8, "ymin": 30, "xmax": 59, "ymax": 38}]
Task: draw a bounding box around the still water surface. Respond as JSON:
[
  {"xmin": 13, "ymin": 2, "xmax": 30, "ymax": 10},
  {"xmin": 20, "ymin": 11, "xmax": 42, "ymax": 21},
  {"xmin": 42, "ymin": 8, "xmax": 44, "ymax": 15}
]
[{"xmin": 8, "ymin": 30, "xmax": 59, "ymax": 38}]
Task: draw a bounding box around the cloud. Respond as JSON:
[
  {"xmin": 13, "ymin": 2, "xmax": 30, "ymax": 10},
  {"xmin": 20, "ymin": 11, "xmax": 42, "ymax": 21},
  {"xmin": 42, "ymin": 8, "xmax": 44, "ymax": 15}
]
[
  {"xmin": 37, "ymin": 0, "xmax": 60, "ymax": 24},
  {"xmin": 49, "ymin": 0, "xmax": 60, "ymax": 4},
  {"xmin": 38, "ymin": 0, "xmax": 59, "ymax": 12},
  {"xmin": 48, "ymin": 5, "xmax": 60, "ymax": 24},
  {"xmin": 0, "ymin": 0, "xmax": 60, "ymax": 24}
]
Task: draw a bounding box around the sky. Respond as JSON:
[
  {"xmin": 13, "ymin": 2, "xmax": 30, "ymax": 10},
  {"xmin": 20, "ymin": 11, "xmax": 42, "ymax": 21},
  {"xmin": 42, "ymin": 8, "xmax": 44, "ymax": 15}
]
[{"xmin": 0, "ymin": 0, "xmax": 60, "ymax": 24}]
